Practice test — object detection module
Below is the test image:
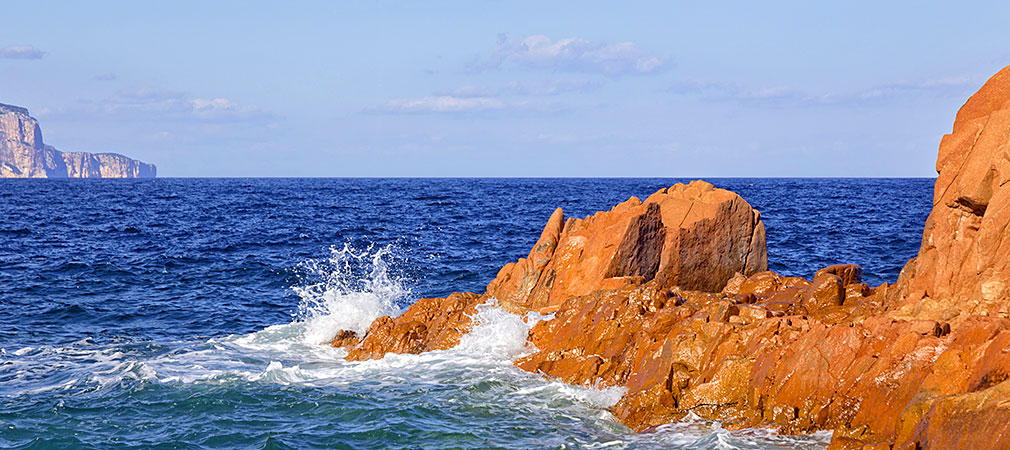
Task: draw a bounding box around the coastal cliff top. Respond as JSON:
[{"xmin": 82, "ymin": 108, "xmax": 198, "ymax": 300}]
[{"xmin": 0, "ymin": 102, "xmax": 30, "ymax": 116}]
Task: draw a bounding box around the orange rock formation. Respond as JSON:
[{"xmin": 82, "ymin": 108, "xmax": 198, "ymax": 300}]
[{"xmin": 334, "ymin": 67, "xmax": 1010, "ymax": 449}]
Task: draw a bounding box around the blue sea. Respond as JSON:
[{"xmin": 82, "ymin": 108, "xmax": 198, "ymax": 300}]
[{"xmin": 0, "ymin": 178, "xmax": 932, "ymax": 449}]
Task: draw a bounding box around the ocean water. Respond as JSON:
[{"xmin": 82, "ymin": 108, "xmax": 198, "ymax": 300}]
[{"xmin": 0, "ymin": 178, "xmax": 933, "ymax": 449}]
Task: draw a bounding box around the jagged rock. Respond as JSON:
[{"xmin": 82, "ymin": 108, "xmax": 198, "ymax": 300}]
[
  {"xmin": 895, "ymin": 66, "xmax": 1010, "ymax": 321},
  {"xmin": 330, "ymin": 330, "xmax": 359, "ymax": 348},
  {"xmin": 486, "ymin": 180, "xmax": 767, "ymax": 314},
  {"xmin": 343, "ymin": 292, "xmax": 483, "ymax": 361},
  {"xmin": 0, "ymin": 102, "xmax": 155, "ymax": 178},
  {"xmin": 330, "ymin": 66, "xmax": 1010, "ymax": 449}
]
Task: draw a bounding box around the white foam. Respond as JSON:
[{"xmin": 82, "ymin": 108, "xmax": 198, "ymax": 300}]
[
  {"xmin": 454, "ymin": 300, "xmax": 540, "ymax": 359},
  {"xmin": 292, "ymin": 244, "xmax": 407, "ymax": 344}
]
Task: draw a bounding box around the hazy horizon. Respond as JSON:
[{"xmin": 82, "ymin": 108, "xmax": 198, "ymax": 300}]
[{"xmin": 2, "ymin": 1, "xmax": 1008, "ymax": 177}]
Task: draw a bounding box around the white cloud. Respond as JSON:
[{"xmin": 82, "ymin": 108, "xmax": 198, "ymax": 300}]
[
  {"xmin": 483, "ymin": 34, "xmax": 667, "ymax": 75},
  {"xmin": 39, "ymin": 89, "xmax": 271, "ymax": 122},
  {"xmin": 367, "ymin": 95, "xmax": 568, "ymax": 115},
  {"xmin": 369, "ymin": 96, "xmax": 505, "ymax": 113},
  {"xmin": 669, "ymin": 74, "xmax": 986, "ymax": 108},
  {"xmin": 434, "ymin": 79, "xmax": 602, "ymax": 98},
  {"xmin": 432, "ymin": 86, "xmax": 500, "ymax": 98},
  {"xmin": 190, "ymin": 97, "xmax": 264, "ymax": 118},
  {"xmin": 503, "ymin": 78, "xmax": 603, "ymax": 96},
  {"xmin": 0, "ymin": 45, "xmax": 46, "ymax": 60}
]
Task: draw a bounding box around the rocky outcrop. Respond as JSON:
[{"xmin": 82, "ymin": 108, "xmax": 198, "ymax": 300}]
[
  {"xmin": 892, "ymin": 66, "xmax": 1010, "ymax": 322},
  {"xmin": 0, "ymin": 102, "xmax": 155, "ymax": 178},
  {"xmin": 485, "ymin": 181, "xmax": 767, "ymax": 314},
  {"xmin": 334, "ymin": 180, "xmax": 768, "ymax": 361},
  {"xmin": 344, "ymin": 292, "xmax": 483, "ymax": 361},
  {"xmin": 331, "ymin": 67, "xmax": 1010, "ymax": 449}
]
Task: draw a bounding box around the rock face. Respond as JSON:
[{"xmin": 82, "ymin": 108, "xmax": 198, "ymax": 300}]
[
  {"xmin": 893, "ymin": 66, "xmax": 1010, "ymax": 322},
  {"xmin": 485, "ymin": 181, "xmax": 767, "ymax": 314},
  {"xmin": 0, "ymin": 102, "xmax": 155, "ymax": 178},
  {"xmin": 332, "ymin": 66, "xmax": 1010, "ymax": 450}
]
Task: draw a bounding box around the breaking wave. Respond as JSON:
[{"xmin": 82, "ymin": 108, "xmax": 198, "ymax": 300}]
[{"xmin": 1, "ymin": 242, "xmax": 831, "ymax": 449}]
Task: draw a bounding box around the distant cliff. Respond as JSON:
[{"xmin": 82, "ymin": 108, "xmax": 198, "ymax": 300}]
[{"xmin": 0, "ymin": 102, "xmax": 155, "ymax": 178}]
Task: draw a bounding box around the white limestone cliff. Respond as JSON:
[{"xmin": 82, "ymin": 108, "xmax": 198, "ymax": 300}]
[{"xmin": 0, "ymin": 102, "xmax": 156, "ymax": 178}]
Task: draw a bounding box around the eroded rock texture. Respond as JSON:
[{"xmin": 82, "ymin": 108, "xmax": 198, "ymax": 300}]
[
  {"xmin": 0, "ymin": 102, "xmax": 155, "ymax": 178},
  {"xmin": 333, "ymin": 67, "xmax": 1010, "ymax": 449},
  {"xmin": 485, "ymin": 181, "xmax": 767, "ymax": 314},
  {"xmin": 893, "ymin": 66, "xmax": 1010, "ymax": 322}
]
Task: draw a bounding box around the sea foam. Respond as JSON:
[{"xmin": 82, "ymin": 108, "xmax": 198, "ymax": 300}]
[{"xmin": 292, "ymin": 244, "xmax": 407, "ymax": 344}]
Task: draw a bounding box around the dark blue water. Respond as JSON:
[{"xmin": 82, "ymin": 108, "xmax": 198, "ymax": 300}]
[{"xmin": 0, "ymin": 178, "xmax": 932, "ymax": 449}]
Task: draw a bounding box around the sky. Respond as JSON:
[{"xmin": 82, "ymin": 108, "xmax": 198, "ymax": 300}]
[{"xmin": 2, "ymin": 1, "xmax": 1009, "ymax": 177}]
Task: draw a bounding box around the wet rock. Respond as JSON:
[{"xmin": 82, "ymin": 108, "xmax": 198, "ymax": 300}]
[
  {"xmin": 844, "ymin": 283, "xmax": 871, "ymax": 305},
  {"xmin": 815, "ymin": 264, "xmax": 863, "ymax": 286},
  {"xmin": 330, "ymin": 330, "xmax": 359, "ymax": 348},
  {"xmin": 738, "ymin": 271, "xmax": 783, "ymax": 297},
  {"xmin": 802, "ymin": 273, "xmax": 845, "ymax": 312},
  {"xmin": 343, "ymin": 292, "xmax": 483, "ymax": 360}
]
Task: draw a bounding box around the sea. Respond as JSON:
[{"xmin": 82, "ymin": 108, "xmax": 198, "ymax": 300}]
[{"xmin": 0, "ymin": 178, "xmax": 933, "ymax": 449}]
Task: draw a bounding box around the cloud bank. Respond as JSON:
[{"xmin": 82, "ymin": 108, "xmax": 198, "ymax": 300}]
[
  {"xmin": 39, "ymin": 88, "xmax": 271, "ymax": 123},
  {"xmin": 484, "ymin": 34, "xmax": 666, "ymax": 75},
  {"xmin": 0, "ymin": 45, "xmax": 46, "ymax": 60},
  {"xmin": 670, "ymin": 74, "xmax": 986, "ymax": 108},
  {"xmin": 369, "ymin": 96, "xmax": 504, "ymax": 113}
]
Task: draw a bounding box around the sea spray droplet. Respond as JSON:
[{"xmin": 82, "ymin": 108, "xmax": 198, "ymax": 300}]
[{"xmin": 292, "ymin": 243, "xmax": 409, "ymax": 344}]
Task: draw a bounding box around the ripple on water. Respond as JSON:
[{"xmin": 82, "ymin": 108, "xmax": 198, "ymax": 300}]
[{"xmin": 0, "ymin": 178, "xmax": 932, "ymax": 448}]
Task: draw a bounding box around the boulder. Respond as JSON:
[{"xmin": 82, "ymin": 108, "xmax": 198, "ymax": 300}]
[
  {"xmin": 486, "ymin": 180, "xmax": 767, "ymax": 313},
  {"xmin": 343, "ymin": 292, "xmax": 483, "ymax": 360},
  {"xmin": 815, "ymin": 264, "xmax": 863, "ymax": 286},
  {"xmin": 802, "ymin": 272, "xmax": 845, "ymax": 312},
  {"xmin": 340, "ymin": 181, "xmax": 767, "ymax": 359}
]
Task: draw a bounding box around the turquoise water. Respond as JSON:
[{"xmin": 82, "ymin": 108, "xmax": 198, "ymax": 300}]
[{"xmin": 0, "ymin": 178, "xmax": 932, "ymax": 449}]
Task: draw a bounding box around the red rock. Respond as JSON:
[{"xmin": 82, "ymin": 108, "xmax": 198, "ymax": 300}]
[
  {"xmin": 895, "ymin": 66, "xmax": 1010, "ymax": 322},
  {"xmin": 738, "ymin": 271, "xmax": 783, "ymax": 297},
  {"xmin": 844, "ymin": 283, "xmax": 871, "ymax": 305},
  {"xmin": 512, "ymin": 67, "xmax": 1010, "ymax": 447},
  {"xmin": 722, "ymin": 272, "xmax": 748, "ymax": 295},
  {"xmin": 343, "ymin": 292, "xmax": 483, "ymax": 360},
  {"xmin": 330, "ymin": 330, "xmax": 359, "ymax": 348},
  {"xmin": 487, "ymin": 181, "xmax": 767, "ymax": 313},
  {"xmin": 782, "ymin": 276, "xmax": 812, "ymax": 289},
  {"xmin": 801, "ymin": 273, "xmax": 845, "ymax": 312},
  {"xmin": 815, "ymin": 264, "xmax": 863, "ymax": 286}
]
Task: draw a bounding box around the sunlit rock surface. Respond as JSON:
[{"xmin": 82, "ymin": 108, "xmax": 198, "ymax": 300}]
[
  {"xmin": 333, "ymin": 67, "xmax": 1010, "ymax": 449},
  {"xmin": 0, "ymin": 102, "xmax": 155, "ymax": 178}
]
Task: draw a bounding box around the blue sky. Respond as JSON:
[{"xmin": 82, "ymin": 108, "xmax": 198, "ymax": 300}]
[{"xmin": 2, "ymin": 1, "xmax": 1008, "ymax": 177}]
